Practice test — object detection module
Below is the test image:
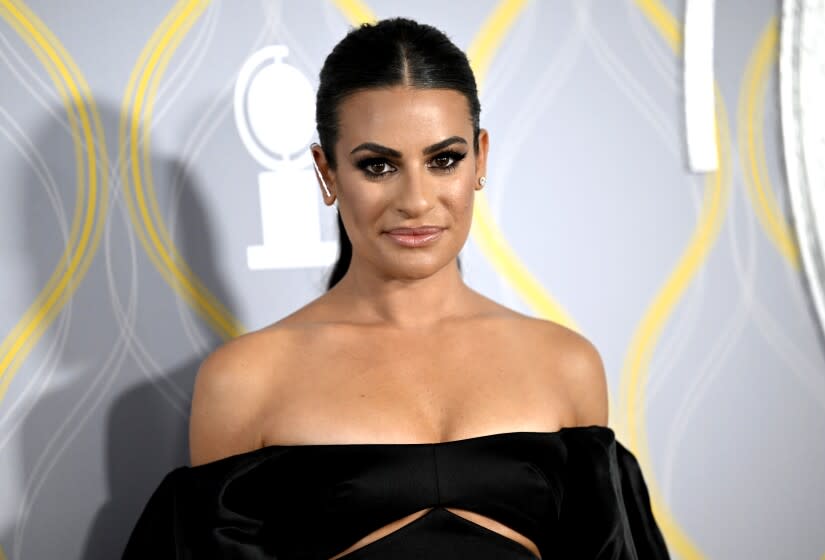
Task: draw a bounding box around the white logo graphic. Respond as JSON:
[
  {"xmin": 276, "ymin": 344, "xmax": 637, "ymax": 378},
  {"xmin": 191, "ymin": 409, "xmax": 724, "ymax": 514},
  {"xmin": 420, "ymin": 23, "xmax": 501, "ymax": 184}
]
[{"xmin": 234, "ymin": 45, "xmax": 337, "ymax": 270}]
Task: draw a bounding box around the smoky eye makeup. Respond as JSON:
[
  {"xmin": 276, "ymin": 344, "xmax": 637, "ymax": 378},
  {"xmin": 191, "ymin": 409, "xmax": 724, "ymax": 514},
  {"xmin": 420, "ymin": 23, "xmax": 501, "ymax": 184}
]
[
  {"xmin": 355, "ymin": 156, "xmax": 397, "ymax": 178},
  {"xmin": 353, "ymin": 149, "xmax": 468, "ymax": 179},
  {"xmin": 427, "ymin": 150, "xmax": 467, "ymax": 172}
]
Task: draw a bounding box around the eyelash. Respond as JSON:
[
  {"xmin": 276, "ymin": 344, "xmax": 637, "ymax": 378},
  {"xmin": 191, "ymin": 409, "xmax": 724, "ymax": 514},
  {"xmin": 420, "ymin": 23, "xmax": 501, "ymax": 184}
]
[{"xmin": 355, "ymin": 150, "xmax": 467, "ymax": 178}]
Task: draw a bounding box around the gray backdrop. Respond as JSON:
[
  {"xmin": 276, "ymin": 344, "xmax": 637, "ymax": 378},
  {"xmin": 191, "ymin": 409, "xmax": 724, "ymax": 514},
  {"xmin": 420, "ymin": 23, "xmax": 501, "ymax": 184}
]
[{"xmin": 1, "ymin": 1, "xmax": 823, "ymax": 559}]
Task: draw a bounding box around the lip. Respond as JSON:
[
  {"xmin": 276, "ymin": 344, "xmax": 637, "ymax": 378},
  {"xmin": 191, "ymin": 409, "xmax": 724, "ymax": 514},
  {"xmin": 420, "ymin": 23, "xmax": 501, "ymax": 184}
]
[
  {"xmin": 385, "ymin": 226, "xmax": 443, "ymax": 235},
  {"xmin": 384, "ymin": 226, "xmax": 444, "ymax": 248}
]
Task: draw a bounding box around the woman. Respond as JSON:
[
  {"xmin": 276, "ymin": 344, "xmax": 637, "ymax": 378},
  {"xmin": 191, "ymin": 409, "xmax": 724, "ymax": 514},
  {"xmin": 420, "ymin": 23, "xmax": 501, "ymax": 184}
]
[{"xmin": 123, "ymin": 17, "xmax": 670, "ymax": 559}]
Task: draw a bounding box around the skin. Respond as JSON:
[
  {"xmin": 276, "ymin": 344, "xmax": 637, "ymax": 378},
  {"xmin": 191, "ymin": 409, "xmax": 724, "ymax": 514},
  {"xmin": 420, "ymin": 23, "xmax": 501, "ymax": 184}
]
[{"xmin": 189, "ymin": 86, "xmax": 609, "ymax": 560}]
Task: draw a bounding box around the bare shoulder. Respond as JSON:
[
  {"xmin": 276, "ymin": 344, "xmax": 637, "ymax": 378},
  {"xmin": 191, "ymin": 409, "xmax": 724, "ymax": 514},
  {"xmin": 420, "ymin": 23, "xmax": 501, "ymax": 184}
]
[
  {"xmin": 189, "ymin": 324, "xmax": 295, "ymax": 466},
  {"xmin": 464, "ymin": 289, "xmax": 609, "ymax": 428},
  {"xmin": 522, "ymin": 315, "xmax": 609, "ymax": 428}
]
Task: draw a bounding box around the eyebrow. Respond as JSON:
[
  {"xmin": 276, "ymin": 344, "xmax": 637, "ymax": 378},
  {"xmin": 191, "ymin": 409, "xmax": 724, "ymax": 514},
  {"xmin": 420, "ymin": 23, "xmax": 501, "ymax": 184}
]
[{"xmin": 349, "ymin": 136, "xmax": 468, "ymax": 158}]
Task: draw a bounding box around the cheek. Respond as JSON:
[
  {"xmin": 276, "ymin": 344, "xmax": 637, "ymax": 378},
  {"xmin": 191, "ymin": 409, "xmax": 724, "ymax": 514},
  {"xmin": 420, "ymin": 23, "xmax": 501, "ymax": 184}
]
[
  {"xmin": 447, "ymin": 180, "xmax": 476, "ymax": 217},
  {"xmin": 338, "ymin": 178, "xmax": 388, "ymax": 232}
]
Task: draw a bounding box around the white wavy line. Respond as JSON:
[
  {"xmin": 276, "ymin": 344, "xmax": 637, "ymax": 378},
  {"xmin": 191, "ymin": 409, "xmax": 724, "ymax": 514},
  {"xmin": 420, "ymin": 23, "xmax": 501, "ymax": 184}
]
[
  {"xmin": 109, "ymin": 173, "xmax": 196, "ymax": 403},
  {"xmin": 0, "ymin": 106, "xmax": 74, "ymax": 445},
  {"xmin": 13, "ymin": 332, "xmax": 131, "ymax": 558},
  {"xmin": 0, "ymin": 108, "xmax": 71, "ymax": 270},
  {"xmin": 151, "ymin": 0, "xmax": 220, "ymax": 127},
  {"xmin": 167, "ymin": 0, "xmax": 282, "ymax": 352},
  {"xmin": 763, "ymin": 95, "xmax": 813, "ymax": 321},
  {"xmin": 454, "ymin": 0, "xmax": 541, "ymax": 313},
  {"xmin": 10, "ymin": 126, "xmax": 128, "ymax": 560},
  {"xmin": 482, "ymin": 1, "xmax": 584, "ymax": 313},
  {"xmin": 104, "ymin": 1, "xmax": 279, "ymax": 403},
  {"xmin": 107, "ymin": 159, "xmax": 192, "ymax": 410},
  {"xmin": 781, "ymin": 235, "xmax": 814, "ymax": 323},
  {"xmin": 738, "ymin": 68, "xmax": 825, "ymax": 406},
  {"xmin": 102, "ymin": 64, "xmax": 194, "ymax": 410},
  {"xmin": 142, "ymin": 0, "xmax": 223, "ymax": 355},
  {"xmin": 274, "ymin": 3, "xmax": 319, "ymax": 78},
  {"xmin": 576, "ymin": 1, "xmax": 709, "ymax": 407},
  {"xmin": 622, "ymin": 0, "xmax": 680, "ymax": 90},
  {"xmin": 0, "ymin": 306, "xmax": 72, "ymax": 451},
  {"xmin": 12, "ymin": 136, "xmax": 139, "ymax": 559},
  {"xmin": 144, "ymin": 1, "xmax": 223, "ymax": 355},
  {"xmin": 491, "ymin": 2, "xmax": 583, "ymax": 213},
  {"xmin": 107, "ymin": 1, "xmax": 223, "ymax": 388},
  {"xmin": 661, "ymin": 158, "xmax": 756, "ymax": 498},
  {"xmin": 8, "ymin": 6, "xmax": 227, "ymax": 540},
  {"xmin": 0, "ymin": 30, "xmax": 117, "ymax": 559},
  {"xmin": 748, "ymin": 297, "xmax": 825, "ymax": 407},
  {"xmin": 476, "ymin": 1, "xmax": 540, "ymax": 119},
  {"xmin": 577, "ymin": 3, "xmax": 679, "ymax": 146},
  {"xmin": 646, "ymin": 249, "xmax": 707, "ymax": 400},
  {"xmin": 0, "ymin": 28, "xmax": 65, "ymax": 129},
  {"xmin": 0, "ymin": 26, "xmax": 112, "ymax": 206},
  {"xmin": 588, "ymin": 1, "xmax": 730, "ymax": 498},
  {"xmin": 101, "ymin": 87, "xmax": 192, "ymax": 411},
  {"xmin": 0, "ymin": 21, "xmax": 112, "ymax": 179},
  {"xmin": 106, "ymin": 166, "xmax": 191, "ymax": 413}
]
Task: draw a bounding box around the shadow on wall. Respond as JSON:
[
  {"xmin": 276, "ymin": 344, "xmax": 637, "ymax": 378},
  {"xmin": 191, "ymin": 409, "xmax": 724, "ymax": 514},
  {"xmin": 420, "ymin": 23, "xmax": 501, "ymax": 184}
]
[
  {"xmin": 82, "ymin": 156, "xmax": 236, "ymax": 559},
  {"xmin": 0, "ymin": 101, "xmax": 237, "ymax": 560}
]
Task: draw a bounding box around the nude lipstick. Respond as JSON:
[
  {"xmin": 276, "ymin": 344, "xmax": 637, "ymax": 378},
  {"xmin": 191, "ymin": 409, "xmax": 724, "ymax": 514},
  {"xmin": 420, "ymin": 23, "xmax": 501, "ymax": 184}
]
[{"xmin": 384, "ymin": 226, "xmax": 444, "ymax": 247}]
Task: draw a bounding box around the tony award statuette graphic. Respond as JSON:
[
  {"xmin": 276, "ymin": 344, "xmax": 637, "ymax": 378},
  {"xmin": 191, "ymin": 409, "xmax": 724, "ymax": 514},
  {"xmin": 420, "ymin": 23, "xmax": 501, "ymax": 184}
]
[{"xmin": 235, "ymin": 45, "xmax": 338, "ymax": 270}]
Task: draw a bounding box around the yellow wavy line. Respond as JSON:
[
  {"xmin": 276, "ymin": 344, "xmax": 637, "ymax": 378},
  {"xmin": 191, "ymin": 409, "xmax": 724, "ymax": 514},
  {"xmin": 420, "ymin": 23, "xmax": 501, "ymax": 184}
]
[
  {"xmin": 466, "ymin": 0, "xmax": 527, "ymax": 87},
  {"xmin": 0, "ymin": 1, "xmax": 108, "ymax": 403},
  {"xmin": 118, "ymin": 2, "xmax": 194, "ymax": 323},
  {"xmin": 465, "ymin": 0, "xmax": 577, "ymax": 331},
  {"xmin": 120, "ymin": 0, "xmax": 243, "ymax": 340},
  {"xmin": 136, "ymin": 1, "xmax": 241, "ymax": 337},
  {"xmin": 635, "ymin": 0, "xmax": 682, "ymax": 53},
  {"xmin": 0, "ymin": 3, "xmax": 84, "ymax": 360},
  {"xmin": 621, "ymin": 1, "xmax": 738, "ymax": 558},
  {"xmin": 738, "ymin": 18, "xmax": 800, "ymax": 269},
  {"xmin": 331, "ymin": 0, "xmax": 376, "ymax": 26},
  {"xmin": 135, "ymin": 1, "xmax": 241, "ymax": 338},
  {"xmin": 621, "ymin": 92, "xmax": 730, "ymax": 560},
  {"xmin": 0, "ymin": 543, "xmax": 5, "ymax": 560}
]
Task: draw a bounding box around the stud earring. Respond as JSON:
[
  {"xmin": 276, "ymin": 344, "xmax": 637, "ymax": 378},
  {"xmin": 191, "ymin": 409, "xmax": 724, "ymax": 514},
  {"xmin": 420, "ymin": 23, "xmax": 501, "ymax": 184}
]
[
  {"xmin": 479, "ymin": 176, "xmax": 487, "ymax": 188},
  {"xmin": 312, "ymin": 158, "xmax": 332, "ymax": 198}
]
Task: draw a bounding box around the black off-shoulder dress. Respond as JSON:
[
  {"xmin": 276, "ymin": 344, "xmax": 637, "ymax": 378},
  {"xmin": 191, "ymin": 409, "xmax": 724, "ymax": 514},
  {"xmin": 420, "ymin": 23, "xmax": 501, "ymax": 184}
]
[{"xmin": 122, "ymin": 425, "xmax": 670, "ymax": 559}]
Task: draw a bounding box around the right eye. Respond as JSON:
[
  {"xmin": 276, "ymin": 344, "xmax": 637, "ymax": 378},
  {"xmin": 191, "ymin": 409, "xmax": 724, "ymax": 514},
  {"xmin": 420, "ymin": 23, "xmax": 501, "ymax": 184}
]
[{"xmin": 356, "ymin": 158, "xmax": 397, "ymax": 178}]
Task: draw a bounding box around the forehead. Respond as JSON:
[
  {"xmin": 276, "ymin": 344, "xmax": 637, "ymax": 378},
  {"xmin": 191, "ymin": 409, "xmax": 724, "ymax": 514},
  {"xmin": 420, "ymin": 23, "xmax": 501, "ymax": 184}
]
[{"xmin": 336, "ymin": 86, "xmax": 472, "ymax": 149}]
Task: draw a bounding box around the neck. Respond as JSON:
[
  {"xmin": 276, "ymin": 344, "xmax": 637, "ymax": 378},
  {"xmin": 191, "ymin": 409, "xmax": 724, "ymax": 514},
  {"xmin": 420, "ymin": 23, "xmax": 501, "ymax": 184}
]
[{"xmin": 331, "ymin": 257, "xmax": 470, "ymax": 330}]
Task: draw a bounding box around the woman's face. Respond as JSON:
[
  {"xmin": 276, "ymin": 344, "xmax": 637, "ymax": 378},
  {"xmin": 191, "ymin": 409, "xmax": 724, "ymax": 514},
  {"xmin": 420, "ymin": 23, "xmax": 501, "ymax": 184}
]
[{"xmin": 315, "ymin": 86, "xmax": 489, "ymax": 281}]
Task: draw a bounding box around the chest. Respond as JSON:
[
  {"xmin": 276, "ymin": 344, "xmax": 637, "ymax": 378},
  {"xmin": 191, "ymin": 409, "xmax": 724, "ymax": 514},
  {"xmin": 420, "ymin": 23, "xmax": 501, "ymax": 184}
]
[{"xmin": 263, "ymin": 325, "xmax": 572, "ymax": 446}]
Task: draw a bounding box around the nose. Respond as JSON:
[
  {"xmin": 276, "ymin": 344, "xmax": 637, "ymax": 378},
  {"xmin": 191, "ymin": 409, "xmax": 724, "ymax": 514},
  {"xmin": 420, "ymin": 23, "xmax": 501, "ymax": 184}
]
[{"xmin": 395, "ymin": 167, "xmax": 436, "ymax": 217}]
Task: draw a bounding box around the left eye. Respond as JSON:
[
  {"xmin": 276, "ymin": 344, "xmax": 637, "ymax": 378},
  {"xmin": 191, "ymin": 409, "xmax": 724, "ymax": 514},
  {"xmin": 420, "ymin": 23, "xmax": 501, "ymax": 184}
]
[
  {"xmin": 428, "ymin": 151, "xmax": 466, "ymax": 169},
  {"xmin": 430, "ymin": 154, "xmax": 455, "ymax": 167}
]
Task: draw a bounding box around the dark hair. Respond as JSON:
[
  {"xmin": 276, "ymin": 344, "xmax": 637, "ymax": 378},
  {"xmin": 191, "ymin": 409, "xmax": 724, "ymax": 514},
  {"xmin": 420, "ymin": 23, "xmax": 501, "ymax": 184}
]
[{"xmin": 317, "ymin": 18, "xmax": 480, "ymax": 291}]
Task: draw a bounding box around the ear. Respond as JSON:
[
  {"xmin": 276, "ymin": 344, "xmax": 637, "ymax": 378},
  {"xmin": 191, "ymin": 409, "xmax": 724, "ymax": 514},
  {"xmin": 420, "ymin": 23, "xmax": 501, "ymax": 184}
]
[
  {"xmin": 310, "ymin": 143, "xmax": 336, "ymax": 206},
  {"xmin": 475, "ymin": 129, "xmax": 490, "ymax": 189}
]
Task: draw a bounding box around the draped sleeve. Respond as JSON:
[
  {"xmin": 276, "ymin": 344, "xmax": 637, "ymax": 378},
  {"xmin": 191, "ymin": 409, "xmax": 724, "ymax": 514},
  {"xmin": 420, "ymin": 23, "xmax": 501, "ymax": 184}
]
[
  {"xmin": 558, "ymin": 429, "xmax": 671, "ymax": 559},
  {"xmin": 121, "ymin": 447, "xmax": 286, "ymax": 560},
  {"xmin": 122, "ymin": 466, "xmax": 190, "ymax": 560},
  {"xmin": 614, "ymin": 440, "xmax": 671, "ymax": 559}
]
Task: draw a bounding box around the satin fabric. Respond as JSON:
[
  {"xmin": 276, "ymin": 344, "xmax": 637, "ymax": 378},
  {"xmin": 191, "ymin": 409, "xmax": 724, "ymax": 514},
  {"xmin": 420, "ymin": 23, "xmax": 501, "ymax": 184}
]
[{"xmin": 122, "ymin": 425, "xmax": 670, "ymax": 559}]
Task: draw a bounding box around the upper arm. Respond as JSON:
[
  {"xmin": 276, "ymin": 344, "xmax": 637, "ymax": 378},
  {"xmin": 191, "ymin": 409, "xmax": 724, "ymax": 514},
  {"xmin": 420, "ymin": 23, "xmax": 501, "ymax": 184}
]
[
  {"xmin": 561, "ymin": 332, "xmax": 609, "ymax": 427},
  {"xmin": 536, "ymin": 319, "xmax": 608, "ymax": 428},
  {"xmin": 188, "ymin": 337, "xmax": 270, "ymax": 466}
]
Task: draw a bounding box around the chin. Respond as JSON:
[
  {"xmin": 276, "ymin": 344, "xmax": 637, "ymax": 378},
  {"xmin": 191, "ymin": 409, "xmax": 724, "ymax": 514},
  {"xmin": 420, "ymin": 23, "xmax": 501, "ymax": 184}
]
[{"xmin": 384, "ymin": 256, "xmax": 454, "ymax": 279}]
